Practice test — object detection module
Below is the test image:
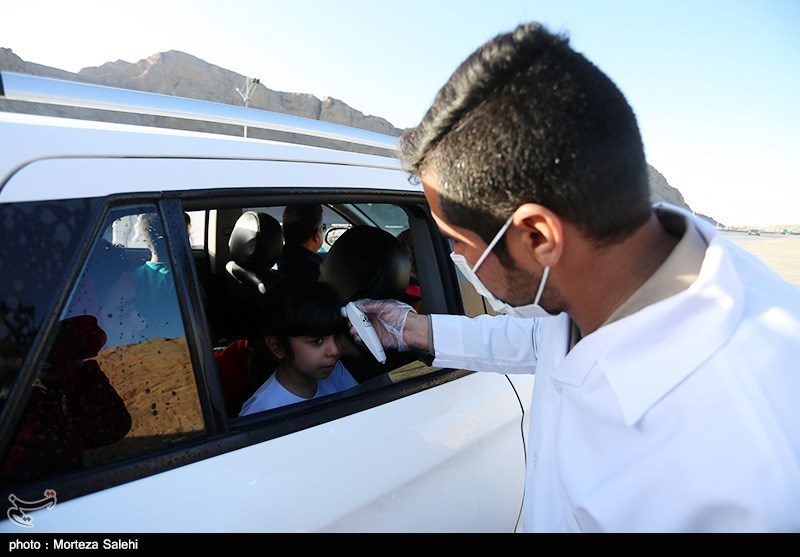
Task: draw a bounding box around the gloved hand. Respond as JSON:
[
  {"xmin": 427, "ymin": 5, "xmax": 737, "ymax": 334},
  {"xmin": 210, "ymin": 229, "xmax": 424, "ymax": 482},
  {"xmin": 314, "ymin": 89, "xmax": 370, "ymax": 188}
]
[{"xmin": 350, "ymin": 298, "xmax": 415, "ymax": 352}]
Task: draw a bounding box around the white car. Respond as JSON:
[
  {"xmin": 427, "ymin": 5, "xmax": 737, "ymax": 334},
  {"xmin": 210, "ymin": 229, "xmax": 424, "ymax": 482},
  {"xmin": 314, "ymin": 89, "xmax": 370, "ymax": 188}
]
[{"xmin": 0, "ymin": 72, "xmax": 534, "ymax": 533}]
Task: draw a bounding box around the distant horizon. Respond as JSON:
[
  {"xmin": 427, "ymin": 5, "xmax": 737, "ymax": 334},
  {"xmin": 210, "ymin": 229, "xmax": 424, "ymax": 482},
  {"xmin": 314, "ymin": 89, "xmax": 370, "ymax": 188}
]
[{"xmin": 720, "ymin": 224, "xmax": 800, "ymax": 231}]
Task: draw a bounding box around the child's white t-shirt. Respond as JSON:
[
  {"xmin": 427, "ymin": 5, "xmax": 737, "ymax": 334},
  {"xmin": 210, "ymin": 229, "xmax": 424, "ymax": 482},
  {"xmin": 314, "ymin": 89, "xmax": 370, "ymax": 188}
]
[{"xmin": 239, "ymin": 361, "xmax": 358, "ymax": 416}]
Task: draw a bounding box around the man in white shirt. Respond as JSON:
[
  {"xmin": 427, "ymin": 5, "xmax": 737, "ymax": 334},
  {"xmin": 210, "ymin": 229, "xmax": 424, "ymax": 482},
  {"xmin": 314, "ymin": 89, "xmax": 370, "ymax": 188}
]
[{"xmin": 353, "ymin": 22, "xmax": 800, "ymax": 532}]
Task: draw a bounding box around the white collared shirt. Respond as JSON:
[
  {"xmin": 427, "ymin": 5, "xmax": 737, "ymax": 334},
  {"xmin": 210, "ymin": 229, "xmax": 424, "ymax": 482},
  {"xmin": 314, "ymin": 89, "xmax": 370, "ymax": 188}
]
[{"xmin": 431, "ymin": 204, "xmax": 800, "ymax": 532}]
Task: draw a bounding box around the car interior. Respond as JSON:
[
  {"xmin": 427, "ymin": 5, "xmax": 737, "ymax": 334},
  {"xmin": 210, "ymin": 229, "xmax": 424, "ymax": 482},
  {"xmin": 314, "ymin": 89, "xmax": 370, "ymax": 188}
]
[{"xmin": 182, "ymin": 198, "xmax": 448, "ymax": 420}]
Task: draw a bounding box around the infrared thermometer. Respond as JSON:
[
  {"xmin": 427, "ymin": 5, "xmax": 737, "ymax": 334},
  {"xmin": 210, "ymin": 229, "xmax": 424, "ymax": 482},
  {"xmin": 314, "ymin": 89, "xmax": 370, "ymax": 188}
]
[{"xmin": 341, "ymin": 302, "xmax": 387, "ymax": 364}]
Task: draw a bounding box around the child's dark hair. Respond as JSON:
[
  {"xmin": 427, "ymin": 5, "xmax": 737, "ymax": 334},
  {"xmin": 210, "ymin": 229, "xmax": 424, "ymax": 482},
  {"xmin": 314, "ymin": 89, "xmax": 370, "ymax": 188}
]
[{"xmin": 259, "ymin": 278, "xmax": 345, "ymax": 360}]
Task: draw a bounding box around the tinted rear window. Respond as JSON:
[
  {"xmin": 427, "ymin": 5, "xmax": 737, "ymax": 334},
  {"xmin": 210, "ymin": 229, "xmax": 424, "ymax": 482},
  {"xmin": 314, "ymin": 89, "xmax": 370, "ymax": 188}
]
[{"xmin": 0, "ymin": 199, "xmax": 99, "ymax": 413}]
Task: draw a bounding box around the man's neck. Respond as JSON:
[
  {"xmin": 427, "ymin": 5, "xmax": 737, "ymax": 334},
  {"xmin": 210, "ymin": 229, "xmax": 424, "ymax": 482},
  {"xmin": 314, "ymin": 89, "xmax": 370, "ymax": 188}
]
[
  {"xmin": 298, "ymin": 239, "xmax": 319, "ymax": 253},
  {"xmin": 560, "ymin": 214, "xmax": 680, "ymax": 335}
]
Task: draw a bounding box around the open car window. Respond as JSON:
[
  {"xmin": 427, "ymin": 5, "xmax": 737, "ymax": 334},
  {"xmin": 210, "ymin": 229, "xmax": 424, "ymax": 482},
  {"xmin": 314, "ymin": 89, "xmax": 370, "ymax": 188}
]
[{"xmin": 189, "ymin": 198, "xmax": 452, "ymax": 421}]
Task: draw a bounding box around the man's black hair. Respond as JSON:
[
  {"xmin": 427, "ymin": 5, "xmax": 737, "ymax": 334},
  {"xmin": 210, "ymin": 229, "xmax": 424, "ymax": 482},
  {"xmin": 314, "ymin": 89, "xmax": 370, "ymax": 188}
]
[
  {"xmin": 282, "ymin": 204, "xmax": 323, "ymax": 246},
  {"xmin": 399, "ymin": 21, "xmax": 651, "ymax": 251}
]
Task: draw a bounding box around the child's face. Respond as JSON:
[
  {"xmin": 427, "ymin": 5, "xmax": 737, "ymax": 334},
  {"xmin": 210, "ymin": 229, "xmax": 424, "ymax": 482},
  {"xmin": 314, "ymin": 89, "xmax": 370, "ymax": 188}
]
[{"xmin": 286, "ymin": 334, "xmax": 341, "ymax": 380}]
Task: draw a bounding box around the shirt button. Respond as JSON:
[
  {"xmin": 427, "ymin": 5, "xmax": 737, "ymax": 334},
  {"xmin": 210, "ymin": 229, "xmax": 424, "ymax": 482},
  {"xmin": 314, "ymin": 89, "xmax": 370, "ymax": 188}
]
[{"xmin": 551, "ymin": 379, "xmax": 562, "ymax": 394}]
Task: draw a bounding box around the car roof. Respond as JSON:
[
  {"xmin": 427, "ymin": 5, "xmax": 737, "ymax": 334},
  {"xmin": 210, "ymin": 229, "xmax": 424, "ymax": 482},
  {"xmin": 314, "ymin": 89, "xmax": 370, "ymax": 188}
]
[
  {"xmin": 0, "ymin": 72, "xmax": 410, "ymax": 201},
  {"xmin": 0, "ymin": 110, "xmax": 402, "ymax": 164}
]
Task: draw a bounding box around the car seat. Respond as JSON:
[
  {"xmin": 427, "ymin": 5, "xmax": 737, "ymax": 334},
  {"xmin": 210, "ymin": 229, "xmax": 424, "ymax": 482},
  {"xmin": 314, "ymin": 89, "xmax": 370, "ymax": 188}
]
[
  {"xmin": 222, "ymin": 211, "xmax": 283, "ymax": 340},
  {"xmin": 319, "ymin": 225, "xmax": 410, "ymax": 303},
  {"xmin": 319, "ymin": 225, "xmax": 413, "ymax": 381}
]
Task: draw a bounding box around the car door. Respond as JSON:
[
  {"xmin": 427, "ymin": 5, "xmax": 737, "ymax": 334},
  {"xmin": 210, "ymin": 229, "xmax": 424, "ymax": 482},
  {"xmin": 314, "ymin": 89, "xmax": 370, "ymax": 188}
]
[{"xmin": 0, "ymin": 154, "xmax": 530, "ymax": 532}]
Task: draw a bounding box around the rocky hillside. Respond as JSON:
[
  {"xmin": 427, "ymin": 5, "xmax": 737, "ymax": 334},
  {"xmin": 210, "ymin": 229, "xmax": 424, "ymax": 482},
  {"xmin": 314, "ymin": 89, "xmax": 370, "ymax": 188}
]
[
  {"xmin": 648, "ymin": 165, "xmax": 714, "ymax": 224},
  {"xmin": 0, "ymin": 47, "xmax": 698, "ymax": 217}
]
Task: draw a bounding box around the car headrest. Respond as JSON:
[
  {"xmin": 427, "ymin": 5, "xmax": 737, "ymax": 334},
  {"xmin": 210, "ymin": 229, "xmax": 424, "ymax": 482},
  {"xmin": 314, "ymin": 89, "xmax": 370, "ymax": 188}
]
[
  {"xmin": 228, "ymin": 211, "xmax": 283, "ymax": 273},
  {"xmin": 319, "ymin": 225, "xmax": 411, "ymax": 302}
]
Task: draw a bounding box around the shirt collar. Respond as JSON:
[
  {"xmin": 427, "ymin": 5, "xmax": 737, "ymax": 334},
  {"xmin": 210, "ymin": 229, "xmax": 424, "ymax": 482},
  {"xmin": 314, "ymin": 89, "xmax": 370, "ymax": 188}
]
[
  {"xmin": 603, "ymin": 207, "xmax": 706, "ymax": 325},
  {"xmin": 552, "ymin": 204, "xmax": 745, "ymax": 425}
]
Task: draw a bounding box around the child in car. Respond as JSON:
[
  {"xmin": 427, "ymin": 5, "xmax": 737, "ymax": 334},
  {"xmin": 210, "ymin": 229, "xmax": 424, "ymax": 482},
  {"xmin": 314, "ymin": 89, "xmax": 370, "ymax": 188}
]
[{"xmin": 239, "ymin": 278, "xmax": 358, "ymax": 415}]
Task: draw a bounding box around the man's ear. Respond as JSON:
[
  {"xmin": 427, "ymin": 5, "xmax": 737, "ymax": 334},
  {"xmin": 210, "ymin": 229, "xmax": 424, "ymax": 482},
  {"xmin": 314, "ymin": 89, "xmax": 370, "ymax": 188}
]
[
  {"xmin": 265, "ymin": 336, "xmax": 285, "ymax": 359},
  {"xmin": 510, "ymin": 203, "xmax": 563, "ymax": 268}
]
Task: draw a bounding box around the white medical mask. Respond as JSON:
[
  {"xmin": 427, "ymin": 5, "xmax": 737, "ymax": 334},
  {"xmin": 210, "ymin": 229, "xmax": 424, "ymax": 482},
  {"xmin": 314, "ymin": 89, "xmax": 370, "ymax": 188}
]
[{"xmin": 450, "ymin": 216, "xmax": 552, "ymax": 318}]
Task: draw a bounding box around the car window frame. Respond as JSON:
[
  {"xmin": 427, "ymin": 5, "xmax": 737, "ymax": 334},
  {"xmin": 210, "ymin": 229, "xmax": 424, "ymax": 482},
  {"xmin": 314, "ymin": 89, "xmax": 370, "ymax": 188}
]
[
  {"xmin": 0, "ymin": 181, "xmax": 478, "ymax": 507},
  {"xmin": 0, "ymin": 196, "xmax": 223, "ymax": 505}
]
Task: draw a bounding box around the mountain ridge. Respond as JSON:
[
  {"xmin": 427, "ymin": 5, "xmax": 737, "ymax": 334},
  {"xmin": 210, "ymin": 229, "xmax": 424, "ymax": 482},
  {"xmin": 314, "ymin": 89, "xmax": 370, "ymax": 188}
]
[{"xmin": 1, "ymin": 47, "xmax": 713, "ymax": 223}]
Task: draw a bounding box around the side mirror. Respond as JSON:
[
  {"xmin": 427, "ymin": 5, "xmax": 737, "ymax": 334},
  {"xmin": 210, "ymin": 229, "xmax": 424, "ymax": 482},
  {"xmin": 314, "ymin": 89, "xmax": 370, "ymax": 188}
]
[{"xmin": 323, "ymin": 224, "xmax": 351, "ymax": 251}]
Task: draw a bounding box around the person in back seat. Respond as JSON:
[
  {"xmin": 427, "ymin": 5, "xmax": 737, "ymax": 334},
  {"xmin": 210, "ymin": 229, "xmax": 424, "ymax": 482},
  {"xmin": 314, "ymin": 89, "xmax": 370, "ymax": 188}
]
[
  {"xmin": 239, "ymin": 278, "xmax": 358, "ymax": 416},
  {"xmin": 276, "ymin": 204, "xmax": 325, "ymax": 281}
]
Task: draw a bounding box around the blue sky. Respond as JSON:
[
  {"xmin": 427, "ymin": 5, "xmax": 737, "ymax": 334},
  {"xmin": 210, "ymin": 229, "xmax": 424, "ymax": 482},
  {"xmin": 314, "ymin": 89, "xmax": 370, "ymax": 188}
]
[{"xmin": 2, "ymin": 0, "xmax": 798, "ymax": 226}]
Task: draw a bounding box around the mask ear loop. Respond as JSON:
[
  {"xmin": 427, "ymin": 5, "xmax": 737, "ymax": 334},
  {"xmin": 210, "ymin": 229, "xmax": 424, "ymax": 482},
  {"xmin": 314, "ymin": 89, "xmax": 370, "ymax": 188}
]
[
  {"xmin": 472, "ymin": 216, "xmax": 514, "ymax": 272},
  {"xmin": 533, "ymin": 266, "xmax": 550, "ymax": 304}
]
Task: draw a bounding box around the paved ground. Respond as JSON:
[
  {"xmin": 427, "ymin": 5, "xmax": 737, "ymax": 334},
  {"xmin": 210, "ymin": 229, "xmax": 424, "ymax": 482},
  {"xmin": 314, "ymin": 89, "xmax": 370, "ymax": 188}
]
[{"xmin": 722, "ymin": 231, "xmax": 800, "ymax": 287}]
